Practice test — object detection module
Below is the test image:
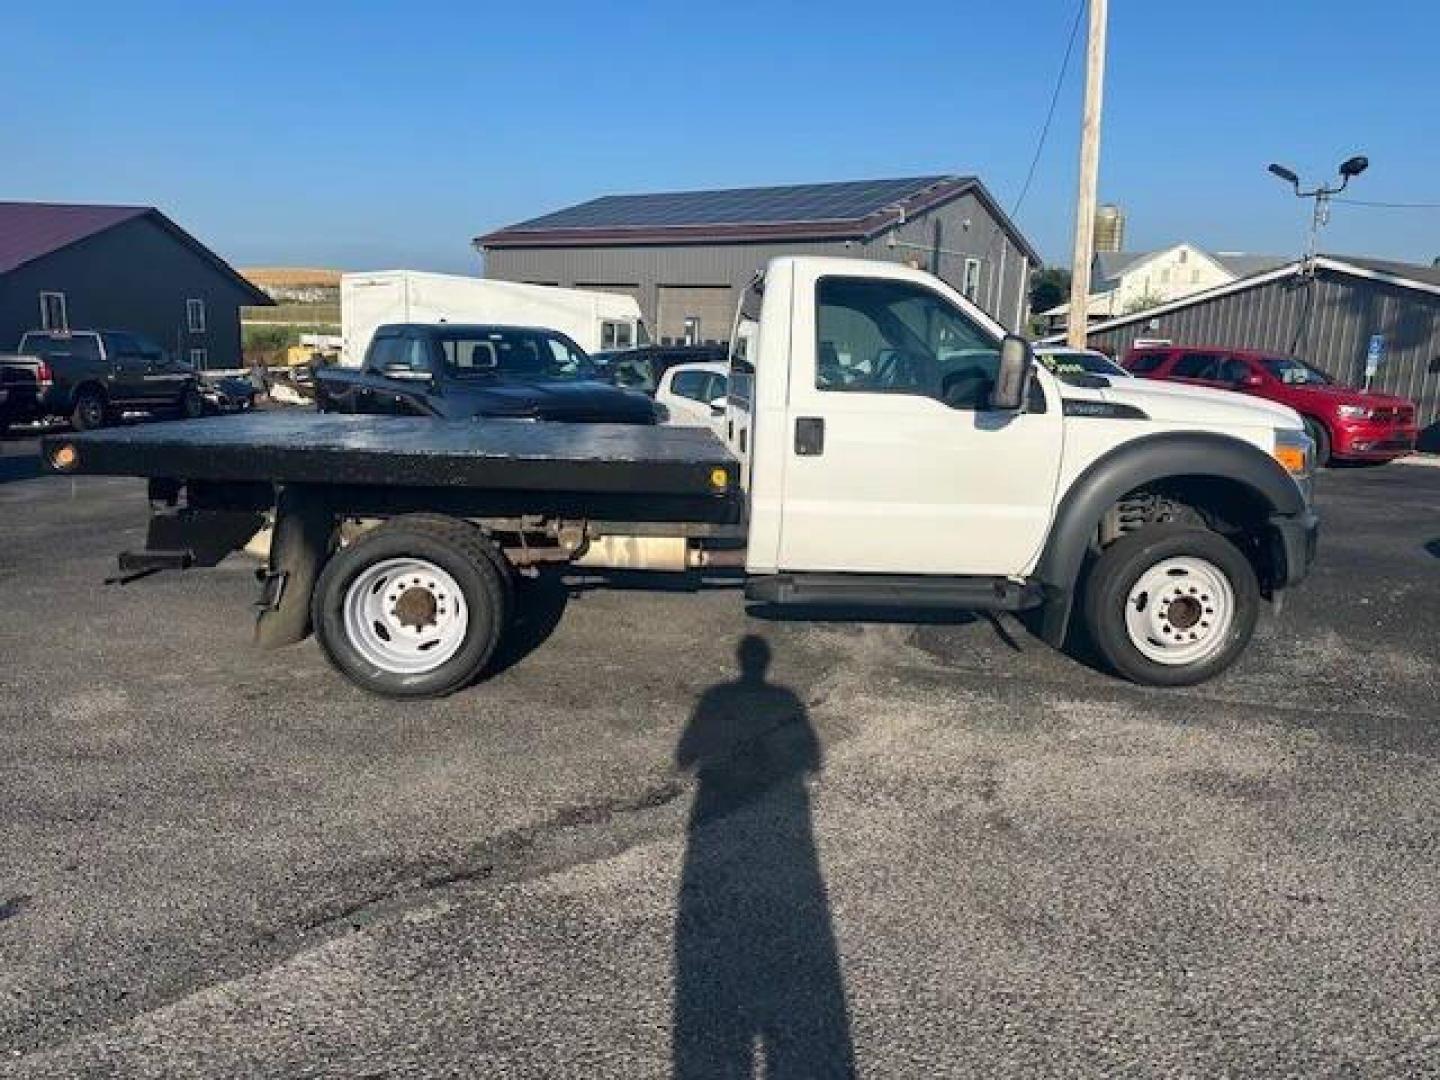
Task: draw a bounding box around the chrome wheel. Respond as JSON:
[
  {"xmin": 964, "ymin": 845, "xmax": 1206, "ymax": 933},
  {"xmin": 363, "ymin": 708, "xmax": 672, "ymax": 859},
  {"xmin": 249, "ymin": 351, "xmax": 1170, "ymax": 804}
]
[
  {"xmin": 342, "ymin": 557, "xmax": 468, "ymax": 675},
  {"xmin": 1123, "ymin": 555, "xmax": 1235, "ymax": 666}
]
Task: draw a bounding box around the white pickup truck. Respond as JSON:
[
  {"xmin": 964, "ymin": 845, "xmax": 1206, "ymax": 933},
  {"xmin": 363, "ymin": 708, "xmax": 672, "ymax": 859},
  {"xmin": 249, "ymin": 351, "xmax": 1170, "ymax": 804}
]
[{"xmin": 43, "ymin": 256, "xmax": 1318, "ymax": 697}]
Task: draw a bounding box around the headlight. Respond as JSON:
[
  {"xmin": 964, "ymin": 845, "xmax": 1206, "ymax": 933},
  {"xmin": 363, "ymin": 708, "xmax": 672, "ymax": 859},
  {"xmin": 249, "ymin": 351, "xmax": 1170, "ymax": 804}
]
[
  {"xmin": 1272, "ymin": 428, "xmax": 1314, "ymax": 480},
  {"xmin": 1337, "ymin": 404, "xmax": 1373, "ymax": 420}
]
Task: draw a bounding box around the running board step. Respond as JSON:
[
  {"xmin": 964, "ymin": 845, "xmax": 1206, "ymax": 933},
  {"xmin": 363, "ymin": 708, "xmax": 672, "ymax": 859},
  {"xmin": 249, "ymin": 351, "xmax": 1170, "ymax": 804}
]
[{"xmin": 744, "ymin": 573, "xmax": 1043, "ymax": 611}]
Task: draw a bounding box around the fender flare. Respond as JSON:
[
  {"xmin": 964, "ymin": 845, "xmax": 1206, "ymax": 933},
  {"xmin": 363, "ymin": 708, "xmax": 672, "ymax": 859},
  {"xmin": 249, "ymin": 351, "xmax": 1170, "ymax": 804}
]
[{"xmin": 1034, "ymin": 431, "xmax": 1304, "ymax": 644}]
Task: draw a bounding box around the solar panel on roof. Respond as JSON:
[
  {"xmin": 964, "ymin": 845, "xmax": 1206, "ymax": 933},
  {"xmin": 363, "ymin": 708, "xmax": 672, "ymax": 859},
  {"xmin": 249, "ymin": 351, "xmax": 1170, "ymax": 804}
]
[{"xmin": 506, "ymin": 176, "xmax": 956, "ymax": 232}]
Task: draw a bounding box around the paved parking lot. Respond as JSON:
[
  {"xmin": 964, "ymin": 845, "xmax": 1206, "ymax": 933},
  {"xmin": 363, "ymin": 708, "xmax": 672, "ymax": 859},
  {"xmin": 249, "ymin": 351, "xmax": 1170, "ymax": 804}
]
[{"xmin": 2, "ymin": 432, "xmax": 1439, "ymax": 1078}]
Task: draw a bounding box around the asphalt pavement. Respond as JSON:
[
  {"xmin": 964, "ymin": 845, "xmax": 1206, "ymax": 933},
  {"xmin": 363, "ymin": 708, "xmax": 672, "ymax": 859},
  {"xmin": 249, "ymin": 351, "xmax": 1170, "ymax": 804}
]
[{"xmin": 2, "ymin": 430, "xmax": 1439, "ymax": 1078}]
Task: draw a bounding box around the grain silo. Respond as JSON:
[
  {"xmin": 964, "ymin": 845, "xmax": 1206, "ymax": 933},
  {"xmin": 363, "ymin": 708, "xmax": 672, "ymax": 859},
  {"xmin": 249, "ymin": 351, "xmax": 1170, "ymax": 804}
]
[{"xmin": 1094, "ymin": 204, "xmax": 1125, "ymax": 254}]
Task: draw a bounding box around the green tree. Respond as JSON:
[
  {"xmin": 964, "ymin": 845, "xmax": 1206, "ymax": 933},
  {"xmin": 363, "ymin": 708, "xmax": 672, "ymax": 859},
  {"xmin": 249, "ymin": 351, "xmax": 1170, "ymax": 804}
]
[{"xmin": 1029, "ymin": 266, "xmax": 1071, "ymax": 314}]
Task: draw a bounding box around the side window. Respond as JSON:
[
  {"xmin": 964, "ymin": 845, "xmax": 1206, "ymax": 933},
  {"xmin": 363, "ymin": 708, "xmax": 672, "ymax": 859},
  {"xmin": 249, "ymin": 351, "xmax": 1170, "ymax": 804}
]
[
  {"xmin": 815, "ymin": 276, "xmax": 1000, "ymax": 410},
  {"xmin": 369, "ymin": 335, "xmax": 403, "ymax": 370},
  {"xmin": 1127, "ymin": 352, "xmax": 1166, "ymax": 374},
  {"xmin": 671, "ymin": 370, "xmax": 714, "ymax": 402},
  {"xmin": 1216, "ymin": 357, "xmax": 1251, "ymax": 385},
  {"xmin": 1172, "ymin": 352, "xmax": 1219, "ymax": 379}
]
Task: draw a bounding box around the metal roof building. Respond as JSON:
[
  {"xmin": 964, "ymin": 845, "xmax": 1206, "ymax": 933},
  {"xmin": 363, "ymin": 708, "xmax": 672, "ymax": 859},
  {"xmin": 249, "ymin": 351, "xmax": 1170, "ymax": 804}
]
[
  {"xmin": 475, "ymin": 176, "xmax": 1040, "ymax": 345},
  {"xmin": 1065, "ymin": 255, "xmax": 1440, "ymax": 450},
  {"xmin": 0, "ymin": 202, "xmax": 269, "ymax": 369}
]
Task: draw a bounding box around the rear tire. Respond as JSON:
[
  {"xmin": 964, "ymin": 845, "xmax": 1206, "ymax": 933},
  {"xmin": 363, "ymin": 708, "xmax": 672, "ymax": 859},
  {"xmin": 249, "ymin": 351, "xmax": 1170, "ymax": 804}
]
[
  {"xmin": 312, "ymin": 515, "xmax": 510, "ymax": 698},
  {"xmin": 70, "ymin": 389, "xmax": 107, "ymax": 431},
  {"xmin": 1303, "ymin": 417, "xmax": 1332, "ymax": 468},
  {"xmin": 1082, "ymin": 525, "xmax": 1260, "ymax": 687}
]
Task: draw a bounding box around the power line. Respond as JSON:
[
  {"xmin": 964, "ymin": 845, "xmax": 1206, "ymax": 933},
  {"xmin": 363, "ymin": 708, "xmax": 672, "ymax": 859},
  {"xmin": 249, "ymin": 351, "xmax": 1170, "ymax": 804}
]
[
  {"xmin": 1335, "ymin": 197, "xmax": 1440, "ymax": 209},
  {"xmin": 1009, "ymin": 0, "xmax": 1087, "ymax": 220},
  {"xmin": 976, "ymin": 0, "xmax": 1086, "ymax": 276}
]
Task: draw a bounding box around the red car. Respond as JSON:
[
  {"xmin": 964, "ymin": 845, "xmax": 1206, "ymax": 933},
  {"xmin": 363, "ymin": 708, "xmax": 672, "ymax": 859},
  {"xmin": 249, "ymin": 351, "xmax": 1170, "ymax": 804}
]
[{"xmin": 1121, "ymin": 345, "xmax": 1417, "ymax": 465}]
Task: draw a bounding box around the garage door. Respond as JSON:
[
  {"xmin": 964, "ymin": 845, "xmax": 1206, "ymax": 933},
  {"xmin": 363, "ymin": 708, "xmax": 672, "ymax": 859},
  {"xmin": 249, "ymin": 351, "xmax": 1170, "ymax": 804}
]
[{"xmin": 657, "ymin": 285, "xmax": 734, "ymax": 345}]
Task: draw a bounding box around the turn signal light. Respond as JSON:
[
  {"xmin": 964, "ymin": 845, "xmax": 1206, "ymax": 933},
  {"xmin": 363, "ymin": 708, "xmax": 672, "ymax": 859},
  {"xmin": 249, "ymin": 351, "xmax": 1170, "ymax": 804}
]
[
  {"xmin": 709, "ymin": 467, "xmax": 730, "ymax": 491},
  {"xmin": 50, "ymin": 443, "xmax": 78, "ymax": 471},
  {"xmin": 1272, "ymin": 445, "xmax": 1307, "ymax": 475}
]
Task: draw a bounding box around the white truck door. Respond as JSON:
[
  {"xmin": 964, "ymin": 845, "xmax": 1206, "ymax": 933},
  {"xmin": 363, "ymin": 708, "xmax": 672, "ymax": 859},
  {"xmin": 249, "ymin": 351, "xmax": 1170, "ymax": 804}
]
[{"xmin": 776, "ymin": 264, "xmax": 1064, "ymax": 578}]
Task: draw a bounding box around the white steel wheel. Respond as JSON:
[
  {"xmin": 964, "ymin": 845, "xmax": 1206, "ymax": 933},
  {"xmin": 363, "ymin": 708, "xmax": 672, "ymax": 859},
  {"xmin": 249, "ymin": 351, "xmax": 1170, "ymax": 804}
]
[
  {"xmin": 342, "ymin": 557, "xmax": 469, "ymax": 675},
  {"xmin": 1122, "ymin": 555, "xmax": 1235, "ymax": 666}
]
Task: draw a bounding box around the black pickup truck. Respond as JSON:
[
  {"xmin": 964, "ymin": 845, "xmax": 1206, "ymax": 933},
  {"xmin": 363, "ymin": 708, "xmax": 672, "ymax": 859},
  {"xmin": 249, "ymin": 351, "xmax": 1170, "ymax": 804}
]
[
  {"xmin": 0, "ymin": 329, "xmax": 203, "ymax": 433},
  {"xmin": 313, "ymin": 323, "xmax": 657, "ymax": 424}
]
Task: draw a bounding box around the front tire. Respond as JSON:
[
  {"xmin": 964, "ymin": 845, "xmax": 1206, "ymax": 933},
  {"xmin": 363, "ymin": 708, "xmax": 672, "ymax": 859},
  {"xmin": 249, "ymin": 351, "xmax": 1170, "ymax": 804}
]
[
  {"xmin": 1082, "ymin": 525, "xmax": 1260, "ymax": 687},
  {"xmin": 1303, "ymin": 417, "xmax": 1332, "ymax": 468},
  {"xmin": 312, "ymin": 516, "xmax": 510, "ymax": 698}
]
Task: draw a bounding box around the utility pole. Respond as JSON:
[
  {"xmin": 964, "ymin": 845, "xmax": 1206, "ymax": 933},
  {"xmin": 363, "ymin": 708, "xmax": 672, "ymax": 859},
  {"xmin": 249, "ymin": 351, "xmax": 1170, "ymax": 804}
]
[{"xmin": 1066, "ymin": 0, "xmax": 1108, "ymax": 349}]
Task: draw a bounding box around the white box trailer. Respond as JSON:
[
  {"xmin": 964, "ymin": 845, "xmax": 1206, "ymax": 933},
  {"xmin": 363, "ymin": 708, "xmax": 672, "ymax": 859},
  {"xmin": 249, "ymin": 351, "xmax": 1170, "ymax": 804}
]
[{"xmin": 339, "ymin": 271, "xmax": 644, "ymax": 365}]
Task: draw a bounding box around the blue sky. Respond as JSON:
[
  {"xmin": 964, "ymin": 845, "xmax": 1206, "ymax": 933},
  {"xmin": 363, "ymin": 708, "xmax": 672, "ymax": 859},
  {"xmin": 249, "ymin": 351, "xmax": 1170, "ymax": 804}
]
[{"xmin": 4, "ymin": 0, "xmax": 1437, "ymax": 273}]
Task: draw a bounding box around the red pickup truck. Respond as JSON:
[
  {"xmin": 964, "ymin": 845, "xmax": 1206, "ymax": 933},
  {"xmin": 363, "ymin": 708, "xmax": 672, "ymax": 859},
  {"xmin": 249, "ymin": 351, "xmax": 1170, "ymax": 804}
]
[{"xmin": 1121, "ymin": 345, "xmax": 1417, "ymax": 466}]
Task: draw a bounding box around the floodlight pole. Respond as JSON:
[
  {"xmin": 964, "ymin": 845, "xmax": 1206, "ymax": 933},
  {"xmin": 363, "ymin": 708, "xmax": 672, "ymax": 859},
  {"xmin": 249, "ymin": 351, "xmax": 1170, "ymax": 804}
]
[
  {"xmin": 1267, "ymin": 156, "xmax": 1369, "ymax": 274},
  {"xmin": 1066, "ymin": 0, "xmax": 1109, "ymax": 349}
]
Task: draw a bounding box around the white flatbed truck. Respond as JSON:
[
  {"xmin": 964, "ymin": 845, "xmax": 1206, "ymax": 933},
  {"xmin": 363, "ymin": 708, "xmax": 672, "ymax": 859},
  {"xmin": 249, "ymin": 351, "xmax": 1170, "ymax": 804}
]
[{"xmin": 44, "ymin": 257, "xmax": 1318, "ymax": 697}]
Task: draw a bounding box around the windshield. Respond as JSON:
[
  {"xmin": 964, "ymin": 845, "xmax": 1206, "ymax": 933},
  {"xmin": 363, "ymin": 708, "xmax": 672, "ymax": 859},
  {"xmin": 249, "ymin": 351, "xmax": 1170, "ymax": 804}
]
[
  {"xmin": 1263, "ymin": 356, "xmax": 1332, "ymax": 386},
  {"xmin": 433, "ymin": 329, "xmax": 594, "ymax": 381},
  {"xmin": 1038, "ymin": 349, "xmax": 1127, "ymax": 378}
]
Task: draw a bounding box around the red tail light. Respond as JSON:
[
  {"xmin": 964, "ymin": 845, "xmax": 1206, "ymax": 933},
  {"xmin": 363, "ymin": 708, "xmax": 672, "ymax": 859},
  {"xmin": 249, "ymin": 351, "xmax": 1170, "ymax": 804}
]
[{"xmin": 36, "ymin": 360, "xmax": 53, "ymax": 385}]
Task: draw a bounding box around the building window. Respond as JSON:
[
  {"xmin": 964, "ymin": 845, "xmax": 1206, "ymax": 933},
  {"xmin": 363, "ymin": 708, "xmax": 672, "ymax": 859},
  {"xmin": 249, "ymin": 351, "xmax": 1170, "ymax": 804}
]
[
  {"xmin": 682, "ymin": 316, "xmax": 701, "ymax": 346},
  {"xmin": 39, "ymin": 291, "xmax": 68, "ymax": 331},
  {"xmin": 186, "ymin": 298, "xmax": 207, "ymax": 333},
  {"xmin": 961, "ymin": 259, "xmax": 981, "ymax": 301},
  {"xmin": 188, "ymin": 347, "xmax": 208, "ymax": 369},
  {"xmin": 601, "ymin": 320, "xmax": 633, "ymax": 350}
]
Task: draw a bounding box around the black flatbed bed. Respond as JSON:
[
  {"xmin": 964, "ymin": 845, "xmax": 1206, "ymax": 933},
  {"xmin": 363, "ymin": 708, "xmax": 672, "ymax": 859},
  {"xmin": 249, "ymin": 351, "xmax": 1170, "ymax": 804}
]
[{"xmin": 43, "ymin": 412, "xmax": 743, "ymax": 523}]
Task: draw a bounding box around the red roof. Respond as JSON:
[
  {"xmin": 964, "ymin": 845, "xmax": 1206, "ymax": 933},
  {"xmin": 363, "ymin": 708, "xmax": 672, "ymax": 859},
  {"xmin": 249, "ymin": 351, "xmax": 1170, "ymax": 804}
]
[{"xmin": 0, "ymin": 202, "xmax": 151, "ymax": 275}]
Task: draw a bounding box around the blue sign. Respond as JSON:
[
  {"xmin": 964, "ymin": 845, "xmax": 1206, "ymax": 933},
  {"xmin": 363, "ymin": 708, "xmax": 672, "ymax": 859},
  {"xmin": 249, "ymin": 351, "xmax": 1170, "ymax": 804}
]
[{"xmin": 1366, "ymin": 334, "xmax": 1385, "ymax": 377}]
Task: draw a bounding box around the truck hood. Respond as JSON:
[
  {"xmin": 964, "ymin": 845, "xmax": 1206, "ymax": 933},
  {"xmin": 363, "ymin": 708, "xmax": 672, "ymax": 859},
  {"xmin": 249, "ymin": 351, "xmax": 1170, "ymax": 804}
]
[
  {"xmin": 438, "ymin": 378, "xmax": 657, "ymax": 424},
  {"xmin": 1064, "ymin": 376, "xmax": 1303, "ymax": 429}
]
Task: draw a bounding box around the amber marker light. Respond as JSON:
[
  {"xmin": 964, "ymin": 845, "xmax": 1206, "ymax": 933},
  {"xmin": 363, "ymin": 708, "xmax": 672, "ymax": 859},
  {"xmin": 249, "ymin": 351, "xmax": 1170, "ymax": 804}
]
[{"xmin": 50, "ymin": 443, "xmax": 79, "ymax": 471}]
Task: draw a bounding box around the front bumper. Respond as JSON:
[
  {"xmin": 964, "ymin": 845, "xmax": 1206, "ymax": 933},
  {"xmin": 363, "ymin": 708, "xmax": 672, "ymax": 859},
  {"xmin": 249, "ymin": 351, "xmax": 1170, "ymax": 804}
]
[
  {"xmin": 1270, "ymin": 508, "xmax": 1320, "ymax": 588},
  {"xmin": 1332, "ymin": 423, "xmax": 1417, "ymax": 460}
]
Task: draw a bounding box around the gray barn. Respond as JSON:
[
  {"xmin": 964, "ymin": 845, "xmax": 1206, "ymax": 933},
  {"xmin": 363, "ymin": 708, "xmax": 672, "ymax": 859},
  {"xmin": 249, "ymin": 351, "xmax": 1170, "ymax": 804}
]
[
  {"xmin": 0, "ymin": 202, "xmax": 269, "ymax": 370},
  {"xmin": 1075, "ymin": 255, "xmax": 1440, "ymax": 451},
  {"xmin": 475, "ymin": 176, "xmax": 1039, "ymax": 345}
]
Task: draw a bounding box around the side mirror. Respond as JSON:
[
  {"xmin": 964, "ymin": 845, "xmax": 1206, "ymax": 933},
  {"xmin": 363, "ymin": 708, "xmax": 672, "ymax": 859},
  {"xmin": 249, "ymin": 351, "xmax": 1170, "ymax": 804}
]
[
  {"xmin": 709, "ymin": 396, "xmax": 727, "ymax": 416},
  {"xmin": 989, "ymin": 335, "xmax": 1034, "ymax": 412},
  {"xmin": 380, "ymin": 364, "xmax": 431, "ymax": 383}
]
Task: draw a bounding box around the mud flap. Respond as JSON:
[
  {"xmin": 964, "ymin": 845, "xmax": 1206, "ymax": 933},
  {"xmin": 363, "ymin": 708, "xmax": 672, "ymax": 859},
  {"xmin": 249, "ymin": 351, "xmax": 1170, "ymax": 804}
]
[{"xmin": 254, "ymin": 485, "xmax": 335, "ymax": 650}]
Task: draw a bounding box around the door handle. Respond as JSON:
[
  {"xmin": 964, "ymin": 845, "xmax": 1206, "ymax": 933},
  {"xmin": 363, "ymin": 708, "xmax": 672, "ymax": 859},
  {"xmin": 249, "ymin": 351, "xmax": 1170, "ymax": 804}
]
[{"xmin": 795, "ymin": 416, "xmax": 825, "ymax": 456}]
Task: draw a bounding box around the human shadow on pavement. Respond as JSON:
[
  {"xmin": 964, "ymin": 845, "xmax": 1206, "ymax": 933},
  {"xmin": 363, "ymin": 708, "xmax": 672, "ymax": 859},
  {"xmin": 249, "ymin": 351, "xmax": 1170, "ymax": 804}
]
[{"xmin": 672, "ymin": 635, "xmax": 856, "ymax": 1079}]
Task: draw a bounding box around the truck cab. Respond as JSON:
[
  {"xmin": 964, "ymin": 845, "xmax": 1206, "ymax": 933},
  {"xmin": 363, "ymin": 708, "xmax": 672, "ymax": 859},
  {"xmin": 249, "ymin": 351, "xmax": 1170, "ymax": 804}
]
[{"xmin": 727, "ymin": 258, "xmax": 1317, "ymax": 683}]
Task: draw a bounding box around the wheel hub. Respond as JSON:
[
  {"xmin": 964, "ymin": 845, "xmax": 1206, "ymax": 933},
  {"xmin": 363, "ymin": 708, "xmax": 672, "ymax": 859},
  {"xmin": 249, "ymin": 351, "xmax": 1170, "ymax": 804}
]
[
  {"xmin": 342, "ymin": 557, "xmax": 468, "ymax": 674},
  {"xmin": 1123, "ymin": 555, "xmax": 1235, "ymax": 666},
  {"xmin": 393, "ymin": 586, "xmax": 438, "ymax": 630},
  {"xmin": 1165, "ymin": 594, "xmax": 1203, "ymax": 630}
]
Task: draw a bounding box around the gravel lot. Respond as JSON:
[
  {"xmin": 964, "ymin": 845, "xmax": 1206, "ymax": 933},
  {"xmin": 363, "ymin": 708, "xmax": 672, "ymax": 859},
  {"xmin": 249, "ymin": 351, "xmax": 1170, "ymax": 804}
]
[{"xmin": 2, "ymin": 431, "xmax": 1439, "ymax": 1078}]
